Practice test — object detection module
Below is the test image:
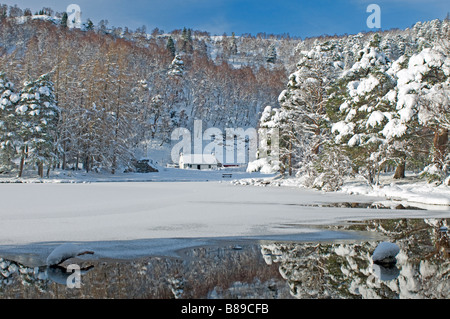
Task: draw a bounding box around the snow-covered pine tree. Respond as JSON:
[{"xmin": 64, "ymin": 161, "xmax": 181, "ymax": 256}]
[
  {"xmin": 247, "ymin": 105, "xmax": 281, "ymax": 174},
  {"xmin": 16, "ymin": 73, "xmax": 60, "ymax": 178},
  {"xmin": 32, "ymin": 73, "xmax": 60, "ymax": 177},
  {"xmin": 85, "ymin": 19, "xmax": 94, "ymax": 31},
  {"xmin": 168, "ymin": 54, "xmax": 185, "ymax": 77},
  {"xmin": 230, "ymin": 32, "xmax": 238, "ymax": 56},
  {"xmin": 277, "ymin": 40, "xmax": 344, "ymax": 181},
  {"xmin": 369, "ymin": 19, "xmax": 449, "ymax": 180},
  {"xmin": 385, "ymin": 45, "xmax": 450, "ymax": 183},
  {"xmin": 266, "ymin": 44, "xmax": 277, "ymax": 64},
  {"xmin": 16, "ymin": 79, "xmax": 37, "ymax": 177},
  {"xmin": 181, "ymin": 27, "xmax": 193, "ymax": 53},
  {"xmin": 61, "ymin": 12, "xmax": 68, "ymax": 28},
  {"xmin": 166, "ymin": 36, "xmax": 176, "ymax": 58},
  {"xmin": 327, "ymin": 34, "xmax": 396, "ymax": 186},
  {"xmin": 0, "ymin": 72, "xmax": 20, "ymax": 173}
]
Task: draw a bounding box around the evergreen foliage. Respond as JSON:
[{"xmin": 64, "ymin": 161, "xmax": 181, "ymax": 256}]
[
  {"xmin": 252, "ymin": 19, "xmax": 450, "ymax": 188},
  {"xmin": 166, "ymin": 36, "xmax": 176, "ymax": 57}
]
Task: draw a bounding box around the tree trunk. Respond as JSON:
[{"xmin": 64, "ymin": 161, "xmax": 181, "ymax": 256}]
[
  {"xmin": 18, "ymin": 147, "xmax": 26, "ymax": 178},
  {"xmin": 393, "ymin": 161, "xmax": 406, "ymax": 179},
  {"xmin": 434, "ymin": 128, "xmax": 448, "ymax": 169},
  {"xmin": 288, "ymin": 141, "xmax": 293, "ymax": 176},
  {"xmin": 312, "ymin": 127, "xmax": 321, "ymax": 155},
  {"xmin": 18, "ymin": 154, "xmax": 25, "ymax": 178},
  {"xmin": 112, "ymin": 155, "xmax": 116, "ymax": 175},
  {"xmin": 37, "ymin": 162, "xmax": 44, "ymax": 178},
  {"xmin": 85, "ymin": 156, "xmax": 90, "ymax": 173},
  {"xmin": 62, "ymin": 140, "xmax": 67, "ymax": 170},
  {"xmin": 368, "ymin": 171, "xmax": 374, "ymax": 186}
]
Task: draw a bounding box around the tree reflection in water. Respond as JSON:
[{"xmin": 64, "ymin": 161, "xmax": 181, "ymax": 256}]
[
  {"xmin": 0, "ymin": 218, "xmax": 448, "ymax": 299},
  {"xmin": 261, "ymin": 218, "xmax": 449, "ymax": 299}
]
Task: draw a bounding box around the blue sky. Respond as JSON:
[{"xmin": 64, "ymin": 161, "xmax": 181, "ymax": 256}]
[{"xmin": 3, "ymin": 0, "xmax": 449, "ymax": 37}]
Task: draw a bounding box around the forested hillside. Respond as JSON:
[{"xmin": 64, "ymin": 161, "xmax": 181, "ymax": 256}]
[{"xmin": 0, "ymin": 3, "xmax": 297, "ymax": 176}]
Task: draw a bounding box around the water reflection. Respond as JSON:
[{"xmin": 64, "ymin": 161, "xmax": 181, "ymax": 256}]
[
  {"xmin": 1, "ymin": 246, "xmax": 288, "ymax": 299},
  {"xmin": 372, "ymin": 263, "xmax": 400, "ymax": 281},
  {"xmin": 0, "ymin": 259, "xmax": 95, "ymax": 296},
  {"xmin": 0, "ymin": 218, "xmax": 448, "ymax": 299},
  {"xmin": 261, "ymin": 218, "xmax": 449, "ymax": 299}
]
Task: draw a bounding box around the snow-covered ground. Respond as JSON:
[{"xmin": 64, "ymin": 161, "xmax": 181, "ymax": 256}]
[{"xmin": 1, "ymin": 169, "xmax": 450, "ymax": 265}]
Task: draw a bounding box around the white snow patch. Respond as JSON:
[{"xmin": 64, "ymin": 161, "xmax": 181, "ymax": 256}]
[
  {"xmin": 381, "ymin": 119, "xmax": 407, "ymax": 140},
  {"xmin": 348, "ymin": 134, "xmax": 361, "ymax": 147},
  {"xmin": 247, "ymin": 158, "xmax": 279, "ymax": 174},
  {"xmin": 366, "ymin": 111, "xmax": 386, "ymax": 128}
]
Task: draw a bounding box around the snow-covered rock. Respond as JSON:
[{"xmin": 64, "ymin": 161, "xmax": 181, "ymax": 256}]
[
  {"xmin": 372, "ymin": 242, "xmax": 400, "ymax": 264},
  {"xmin": 46, "ymin": 243, "xmax": 93, "ymax": 266}
]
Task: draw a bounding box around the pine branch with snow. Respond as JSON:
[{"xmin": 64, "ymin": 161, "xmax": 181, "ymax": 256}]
[
  {"xmin": 0, "ymin": 72, "xmax": 19, "ymax": 173},
  {"xmin": 15, "ymin": 73, "xmax": 60, "ymax": 177}
]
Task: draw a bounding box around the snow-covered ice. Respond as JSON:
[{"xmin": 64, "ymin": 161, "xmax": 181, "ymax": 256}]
[{"xmin": 0, "ymin": 179, "xmax": 449, "ymax": 263}]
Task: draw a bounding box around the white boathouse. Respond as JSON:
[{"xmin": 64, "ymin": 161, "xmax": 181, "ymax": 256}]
[{"xmin": 179, "ymin": 153, "xmax": 220, "ymax": 170}]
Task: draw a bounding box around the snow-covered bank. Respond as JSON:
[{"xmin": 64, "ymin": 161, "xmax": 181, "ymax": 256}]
[
  {"xmin": 341, "ymin": 181, "xmax": 450, "ymax": 208},
  {"xmin": 234, "ymin": 173, "xmax": 450, "ymax": 210},
  {"xmin": 338, "ymin": 172, "xmax": 450, "ymax": 209}
]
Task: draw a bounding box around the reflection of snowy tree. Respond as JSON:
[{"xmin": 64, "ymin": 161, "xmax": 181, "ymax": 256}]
[
  {"xmin": 167, "ymin": 275, "xmax": 184, "ymax": 299},
  {"xmin": 261, "ymin": 218, "xmax": 449, "ymax": 299},
  {"xmin": 0, "ymin": 258, "xmax": 50, "ymax": 294},
  {"xmin": 261, "ymin": 244, "xmax": 327, "ymax": 298},
  {"xmin": 0, "ymin": 258, "xmax": 95, "ymax": 297}
]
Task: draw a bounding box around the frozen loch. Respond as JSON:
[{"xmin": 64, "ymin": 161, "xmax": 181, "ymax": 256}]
[{"xmin": 0, "ymin": 181, "xmax": 449, "ymax": 262}]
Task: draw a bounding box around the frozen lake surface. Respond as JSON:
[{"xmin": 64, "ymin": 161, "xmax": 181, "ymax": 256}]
[{"xmin": 0, "ymin": 181, "xmax": 449, "ymax": 263}]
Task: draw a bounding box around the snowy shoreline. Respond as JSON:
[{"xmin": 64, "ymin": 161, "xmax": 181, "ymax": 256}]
[
  {"xmin": 341, "ymin": 181, "xmax": 450, "ymax": 208},
  {"xmin": 233, "ymin": 172, "xmax": 450, "ymax": 210}
]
